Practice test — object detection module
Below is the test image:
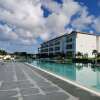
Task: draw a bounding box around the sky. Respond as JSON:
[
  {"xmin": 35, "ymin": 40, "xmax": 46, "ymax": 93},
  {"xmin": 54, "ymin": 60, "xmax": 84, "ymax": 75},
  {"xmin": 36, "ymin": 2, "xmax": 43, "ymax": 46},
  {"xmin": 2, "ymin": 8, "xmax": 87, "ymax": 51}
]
[{"xmin": 0, "ymin": 0, "xmax": 100, "ymax": 53}]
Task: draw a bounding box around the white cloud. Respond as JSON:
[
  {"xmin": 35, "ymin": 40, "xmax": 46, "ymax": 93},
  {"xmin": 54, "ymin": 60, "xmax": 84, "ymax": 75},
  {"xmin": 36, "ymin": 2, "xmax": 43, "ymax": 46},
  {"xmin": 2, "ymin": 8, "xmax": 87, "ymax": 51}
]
[
  {"xmin": 0, "ymin": 24, "xmax": 37, "ymax": 47},
  {"xmin": 0, "ymin": 24, "xmax": 18, "ymax": 41},
  {"xmin": 42, "ymin": 0, "xmax": 82, "ymax": 38},
  {"xmin": 40, "ymin": 32, "xmax": 50, "ymax": 41},
  {"xmin": 93, "ymin": 17, "xmax": 100, "ymax": 33},
  {"xmin": 71, "ymin": 7, "xmax": 94, "ymax": 31},
  {"xmin": 0, "ymin": 0, "xmax": 95, "ymax": 41},
  {"xmin": 0, "ymin": 0, "xmax": 45, "ymax": 34},
  {"xmin": 0, "ymin": 0, "xmax": 45, "ymax": 50},
  {"xmin": 66, "ymin": 27, "xmax": 73, "ymax": 33},
  {"xmin": 62, "ymin": 0, "xmax": 81, "ymax": 17},
  {"xmin": 41, "ymin": 0, "xmax": 62, "ymax": 13},
  {"xmin": 45, "ymin": 13, "xmax": 68, "ymax": 34}
]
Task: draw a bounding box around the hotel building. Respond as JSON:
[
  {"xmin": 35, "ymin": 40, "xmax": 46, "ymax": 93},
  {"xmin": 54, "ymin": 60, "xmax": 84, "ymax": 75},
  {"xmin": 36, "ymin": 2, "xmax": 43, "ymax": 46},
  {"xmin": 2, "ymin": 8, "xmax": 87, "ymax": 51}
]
[{"xmin": 38, "ymin": 31, "xmax": 100, "ymax": 58}]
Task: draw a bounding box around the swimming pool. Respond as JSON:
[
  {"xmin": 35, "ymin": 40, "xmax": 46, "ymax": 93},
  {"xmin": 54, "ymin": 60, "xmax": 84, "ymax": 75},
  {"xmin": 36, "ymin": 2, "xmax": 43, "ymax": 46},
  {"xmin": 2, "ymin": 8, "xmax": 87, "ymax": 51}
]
[{"xmin": 30, "ymin": 61, "xmax": 100, "ymax": 93}]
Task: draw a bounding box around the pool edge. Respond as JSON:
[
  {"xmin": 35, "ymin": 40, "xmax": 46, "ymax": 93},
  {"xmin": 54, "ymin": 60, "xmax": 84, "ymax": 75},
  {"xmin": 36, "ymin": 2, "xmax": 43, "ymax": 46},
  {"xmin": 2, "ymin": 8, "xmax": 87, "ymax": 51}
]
[{"xmin": 26, "ymin": 63, "xmax": 100, "ymax": 97}]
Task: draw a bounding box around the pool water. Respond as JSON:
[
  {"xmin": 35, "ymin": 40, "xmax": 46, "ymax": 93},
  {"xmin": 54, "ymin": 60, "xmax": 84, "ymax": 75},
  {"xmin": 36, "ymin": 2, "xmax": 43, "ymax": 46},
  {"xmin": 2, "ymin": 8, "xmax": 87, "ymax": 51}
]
[{"xmin": 31, "ymin": 61, "xmax": 100, "ymax": 92}]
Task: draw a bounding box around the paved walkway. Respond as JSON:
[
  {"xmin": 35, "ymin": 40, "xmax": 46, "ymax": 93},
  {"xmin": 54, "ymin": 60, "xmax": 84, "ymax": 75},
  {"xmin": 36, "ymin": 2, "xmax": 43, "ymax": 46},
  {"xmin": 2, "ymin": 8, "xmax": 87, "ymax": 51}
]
[{"xmin": 0, "ymin": 62, "xmax": 77, "ymax": 100}]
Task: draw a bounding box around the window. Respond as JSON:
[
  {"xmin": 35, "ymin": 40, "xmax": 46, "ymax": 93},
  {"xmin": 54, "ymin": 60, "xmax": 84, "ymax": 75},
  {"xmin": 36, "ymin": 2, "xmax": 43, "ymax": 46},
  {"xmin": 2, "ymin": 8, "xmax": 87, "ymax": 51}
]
[
  {"xmin": 49, "ymin": 48, "xmax": 53, "ymax": 51},
  {"xmin": 42, "ymin": 43, "xmax": 48, "ymax": 48},
  {"xmin": 55, "ymin": 47, "xmax": 60, "ymax": 50},
  {"xmin": 66, "ymin": 38, "xmax": 72, "ymax": 42},
  {"xmin": 41, "ymin": 49, "xmax": 48, "ymax": 52},
  {"xmin": 55, "ymin": 41, "xmax": 60, "ymax": 45},
  {"xmin": 49, "ymin": 42, "xmax": 54, "ymax": 46},
  {"xmin": 66, "ymin": 44, "xmax": 72, "ymax": 49},
  {"xmin": 66, "ymin": 51, "xmax": 73, "ymax": 57}
]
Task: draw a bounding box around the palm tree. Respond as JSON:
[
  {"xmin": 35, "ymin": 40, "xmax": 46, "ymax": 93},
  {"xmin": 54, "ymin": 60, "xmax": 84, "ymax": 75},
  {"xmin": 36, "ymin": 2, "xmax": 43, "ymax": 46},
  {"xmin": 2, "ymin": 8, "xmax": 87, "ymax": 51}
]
[
  {"xmin": 83, "ymin": 53, "xmax": 88, "ymax": 58},
  {"xmin": 92, "ymin": 50, "xmax": 98, "ymax": 64},
  {"xmin": 97, "ymin": 53, "xmax": 100, "ymax": 58},
  {"xmin": 92, "ymin": 50, "xmax": 98, "ymax": 58},
  {"xmin": 0, "ymin": 49, "xmax": 7, "ymax": 55},
  {"xmin": 76, "ymin": 52, "xmax": 83, "ymax": 58}
]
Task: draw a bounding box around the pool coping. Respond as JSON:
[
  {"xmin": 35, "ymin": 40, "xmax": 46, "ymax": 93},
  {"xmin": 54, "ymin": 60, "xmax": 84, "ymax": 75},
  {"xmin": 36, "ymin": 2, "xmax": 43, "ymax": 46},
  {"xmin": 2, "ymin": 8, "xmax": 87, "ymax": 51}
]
[{"xmin": 26, "ymin": 63, "xmax": 100, "ymax": 97}]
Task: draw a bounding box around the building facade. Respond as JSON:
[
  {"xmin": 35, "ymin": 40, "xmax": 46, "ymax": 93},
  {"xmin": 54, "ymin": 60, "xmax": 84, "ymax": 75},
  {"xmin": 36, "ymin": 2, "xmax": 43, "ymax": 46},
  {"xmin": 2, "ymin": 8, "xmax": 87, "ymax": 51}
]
[{"xmin": 38, "ymin": 31, "xmax": 100, "ymax": 58}]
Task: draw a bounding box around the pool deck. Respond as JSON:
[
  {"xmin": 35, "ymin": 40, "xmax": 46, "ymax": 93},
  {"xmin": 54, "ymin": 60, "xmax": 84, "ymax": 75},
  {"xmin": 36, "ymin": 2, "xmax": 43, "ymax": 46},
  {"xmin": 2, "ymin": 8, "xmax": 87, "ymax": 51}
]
[{"xmin": 0, "ymin": 62, "xmax": 77, "ymax": 100}]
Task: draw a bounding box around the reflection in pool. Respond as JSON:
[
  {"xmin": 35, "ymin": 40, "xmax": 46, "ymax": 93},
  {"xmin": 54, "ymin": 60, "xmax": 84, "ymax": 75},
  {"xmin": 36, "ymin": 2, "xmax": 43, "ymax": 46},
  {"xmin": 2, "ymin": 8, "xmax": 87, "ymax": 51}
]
[{"xmin": 31, "ymin": 61, "xmax": 100, "ymax": 92}]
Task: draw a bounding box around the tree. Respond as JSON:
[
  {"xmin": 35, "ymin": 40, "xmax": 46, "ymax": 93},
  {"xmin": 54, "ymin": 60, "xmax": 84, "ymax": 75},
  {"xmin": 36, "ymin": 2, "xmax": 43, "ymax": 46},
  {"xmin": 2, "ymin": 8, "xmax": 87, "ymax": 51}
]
[
  {"xmin": 92, "ymin": 50, "xmax": 98, "ymax": 64},
  {"xmin": 76, "ymin": 52, "xmax": 83, "ymax": 58},
  {"xmin": 66, "ymin": 51, "xmax": 73, "ymax": 58},
  {"xmin": 97, "ymin": 53, "xmax": 100, "ymax": 58},
  {"xmin": 0, "ymin": 49, "xmax": 7, "ymax": 55},
  {"xmin": 14, "ymin": 52, "xmax": 27, "ymax": 56},
  {"xmin": 83, "ymin": 53, "xmax": 88, "ymax": 58},
  {"xmin": 92, "ymin": 50, "xmax": 98, "ymax": 58}
]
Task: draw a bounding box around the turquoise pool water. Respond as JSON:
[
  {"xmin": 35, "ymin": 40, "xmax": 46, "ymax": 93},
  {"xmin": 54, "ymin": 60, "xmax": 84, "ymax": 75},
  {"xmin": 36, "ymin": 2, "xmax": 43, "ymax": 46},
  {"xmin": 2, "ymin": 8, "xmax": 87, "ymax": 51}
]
[{"xmin": 31, "ymin": 61, "xmax": 100, "ymax": 92}]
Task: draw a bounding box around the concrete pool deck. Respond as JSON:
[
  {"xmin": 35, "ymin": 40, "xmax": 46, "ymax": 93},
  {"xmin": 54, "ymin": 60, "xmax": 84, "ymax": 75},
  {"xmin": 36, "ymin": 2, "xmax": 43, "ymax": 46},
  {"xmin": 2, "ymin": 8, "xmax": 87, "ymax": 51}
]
[{"xmin": 0, "ymin": 62, "xmax": 77, "ymax": 100}]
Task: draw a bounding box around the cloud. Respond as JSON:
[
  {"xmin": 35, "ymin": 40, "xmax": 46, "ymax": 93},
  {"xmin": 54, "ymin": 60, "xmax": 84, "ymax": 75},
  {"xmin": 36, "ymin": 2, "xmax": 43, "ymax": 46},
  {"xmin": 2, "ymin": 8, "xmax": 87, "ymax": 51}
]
[
  {"xmin": 0, "ymin": 24, "xmax": 18, "ymax": 41},
  {"xmin": 0, "ymin": 0, "xmax": 84, "ymax": 40},
  {"xmin": 0, "ymin": 24, "xmax": 39, "ymax": 53},
  {"xmin": 0, "ymin": 0, "xmax": 45, "ymax": 33},
  {"xmin": 41, "ymin": 0, "xmax": 62, "ymax": 13},
  {"xmin": 62, "ymin": 0, "xmax": 81, "ymax": 17},
  {"xmin": 41, "ymin": 0, "xmax": 83, "ymax": 38},
  {"xmin": 0, "ymin": 0, "xmax": 96, "ymax": 38},
  {"xmin": 45, "ymin": 13, "xmax": 67, "ymax": 34},
  {"xmin": 71, "ymin": 7, "xmax": 94, "ymax": 31},
  {"xmin": 93, "ymin": 17, "xmax": 100, "ymax": 33}
]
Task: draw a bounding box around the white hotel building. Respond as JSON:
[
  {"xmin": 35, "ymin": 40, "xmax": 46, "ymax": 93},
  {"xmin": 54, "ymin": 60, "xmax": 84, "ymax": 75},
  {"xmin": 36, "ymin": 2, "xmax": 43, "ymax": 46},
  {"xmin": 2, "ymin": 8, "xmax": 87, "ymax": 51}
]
[{"xmin": 38, "ymin": 31, "xmax": 100, "ymax": 58}]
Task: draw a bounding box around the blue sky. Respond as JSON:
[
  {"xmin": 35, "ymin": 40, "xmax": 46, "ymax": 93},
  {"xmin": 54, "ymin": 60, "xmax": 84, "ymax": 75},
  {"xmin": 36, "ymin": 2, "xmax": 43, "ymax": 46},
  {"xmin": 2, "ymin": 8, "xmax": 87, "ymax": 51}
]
[
  {"xmin": 75, "ymin": 0, "xmax": 100, "ymax": 16},
  {"xmin": 0, "ymin": 0, "xmax": 100, "ymax": 53}
]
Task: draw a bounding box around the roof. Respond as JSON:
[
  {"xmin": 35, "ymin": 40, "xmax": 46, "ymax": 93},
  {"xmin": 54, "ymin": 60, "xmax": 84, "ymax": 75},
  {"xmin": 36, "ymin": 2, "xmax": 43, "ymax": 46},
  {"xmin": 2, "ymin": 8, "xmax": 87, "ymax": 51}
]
[
  {"xmin": 41, "ymin": 33, "xmax": 72, "ymax": 45},
  {"xmin": 75, "ymin": 31, "xmax": 100, "ymax": 36},
  {"xmin": 40, "ymin": 31, "xmax": 100, "ymax": 46}
]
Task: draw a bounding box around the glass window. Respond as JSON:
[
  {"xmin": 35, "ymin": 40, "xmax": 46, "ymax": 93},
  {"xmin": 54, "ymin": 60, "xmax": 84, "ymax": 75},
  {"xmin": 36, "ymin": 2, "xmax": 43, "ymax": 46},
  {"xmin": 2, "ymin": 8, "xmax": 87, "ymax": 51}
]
[
  {"xmin": 49, "ymin": 48, "xmax": 53, "ymax": 51},
  {"xmin": 55, "ymin": 47, "xmax": 60, "ymax": 50},
  {"xmin": 66, "ymin": 38, "xmax": 72, "ymax": 42},
  {"xmin": 66, "ymin": 44, "xmax": 72, "ymax": 49}
]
